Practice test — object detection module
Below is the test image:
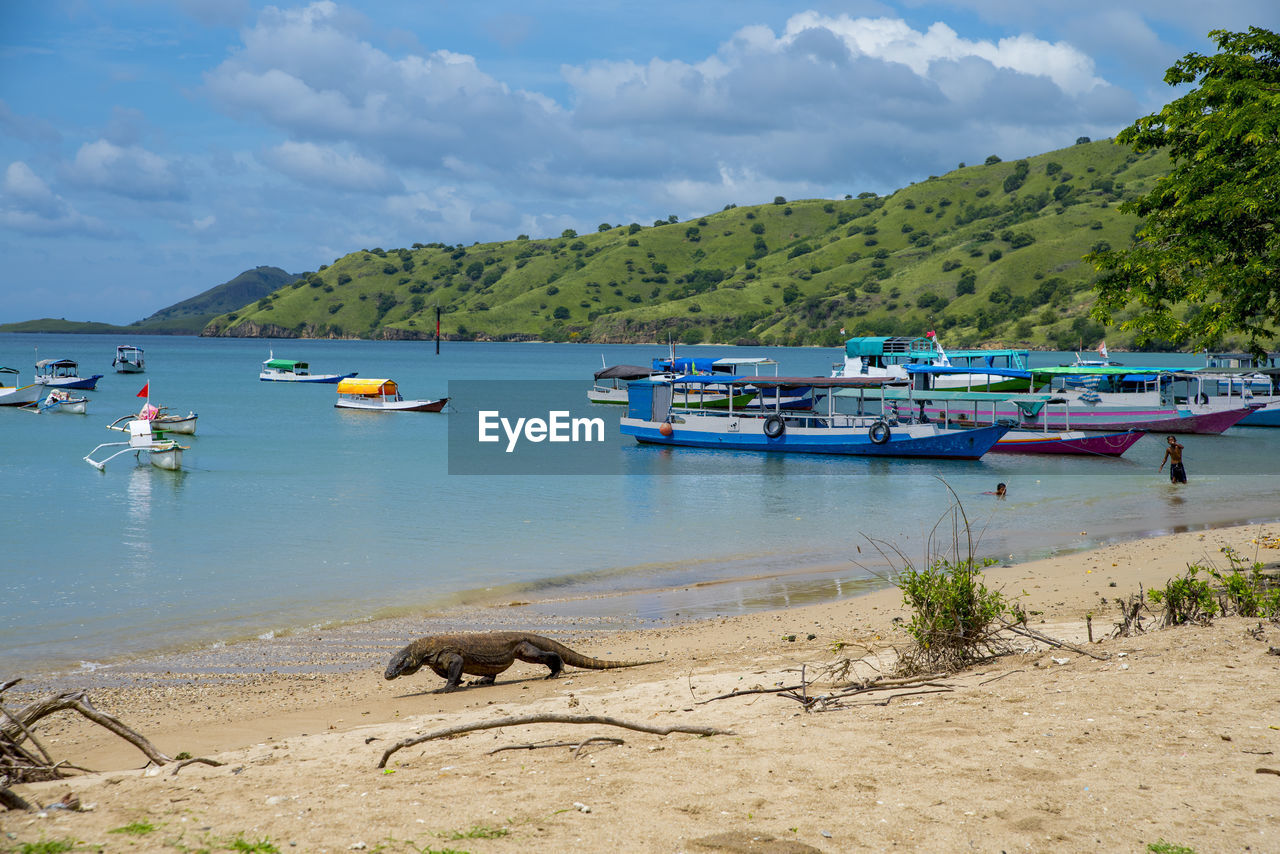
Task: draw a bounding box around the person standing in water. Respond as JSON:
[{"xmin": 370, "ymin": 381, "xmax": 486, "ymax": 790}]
[{"xmin": 1159, "ymin": 436, "xmax": 1187, "ymax": 484}]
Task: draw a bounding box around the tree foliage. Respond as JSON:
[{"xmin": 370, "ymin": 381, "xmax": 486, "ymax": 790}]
[{"xmin": 1090, "ymin": 27, "xmax": 1280, "ymax": 352}]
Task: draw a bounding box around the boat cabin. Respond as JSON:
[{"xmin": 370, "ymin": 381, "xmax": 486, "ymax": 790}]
[{"xmin": 337, "ymin": 378, "xmax": 399, "ymax": 400}]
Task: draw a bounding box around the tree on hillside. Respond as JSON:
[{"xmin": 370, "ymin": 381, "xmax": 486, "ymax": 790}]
[{"xmin": 1089, "ymin": 27, "xmax": 1280, "ymax": 352}]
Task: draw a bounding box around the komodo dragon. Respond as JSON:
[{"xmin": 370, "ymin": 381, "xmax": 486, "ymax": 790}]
[{"xmin": 384, "ymin": 631, "xmax": 661, "ymax": 692}]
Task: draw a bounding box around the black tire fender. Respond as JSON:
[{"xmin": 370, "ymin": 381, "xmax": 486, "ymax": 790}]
[
  {"xmin": 869, "ymin": 420, "xmax": 891, "ymax": 444},
  {"xmin": 763, "ymin": 414, "xmax": 785, "ymax": 439}
]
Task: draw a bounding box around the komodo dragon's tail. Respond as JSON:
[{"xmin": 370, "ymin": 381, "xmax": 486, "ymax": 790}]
[{"xmin": 533, "ymin": 634, "xmax": 662, "ymax": 670}]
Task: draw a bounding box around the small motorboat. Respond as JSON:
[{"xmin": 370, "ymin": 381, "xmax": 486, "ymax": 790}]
[
  {"xmin": 84, "ymin": 419, "xmax": 187, "ymax": 471},
  {"xmin": 33, "ymin": 358, "xmax": 102, "ymax": 390},
  {"xmin": 260, "ymin": 351, "xmax": 356, "ymax": 383},
  {"xmin": 335, "ymin": 378, "xmax": 448, "ymax": 412},
  {"xmin": 113, "ymin": 345, "xmax": 145, "ymax": 373}
]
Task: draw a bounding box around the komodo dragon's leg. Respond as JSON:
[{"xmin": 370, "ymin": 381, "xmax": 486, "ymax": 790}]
[
  {"xmin": 435, "ymin": 652, "xmax": 466, "ymax": 692},
  {"xmin": 513, "ymin": 641, "xmax": 564, "ymax": 678}
]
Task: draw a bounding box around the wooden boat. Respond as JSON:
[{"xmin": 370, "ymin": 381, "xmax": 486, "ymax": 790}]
[
  {"xmin": 84, "ymin": 419, "xmax": 186, "ymax": 471},
  {"xmin": 588, "ymin": 357, "xmax": 782, "ymax": 409},
  {"xmin": 335, "ymin": 378, "xmax": 447, "ymax": 412},
  {"xmin": 1185, "ymin": 367, "xmax": 1280, "ymax": 427},
  {"xmin": 0, "ymin": 367, "xmax": 41, "ymax": 407},
  {"xmin": 31, "ymin": 389, "xmax": 89, "ymax": 414},
  {"xmin": 33, "ymin": 358, "xmax": 102, "ymax": 390},
  {"xmin": 260, "ymin": 351, "xmax": 356, "ymax": 383},
  {"xmin": 112, "ymin": 404, "xmax": 198, "ymax": 435},
  {"xmin": 871, "ymin": 385, "xmax": 1146, "ymax": 456},
  {"xmin": 621, "ymin": 376, "xmax": 1008, "ymax": 459},
  {"xmin": 112, "ymin": 345, "xmax": 145, "ymax": 373},
  {"xmin": 907, "ymin": 366, "xmax": 1254, "ymax": 434}
]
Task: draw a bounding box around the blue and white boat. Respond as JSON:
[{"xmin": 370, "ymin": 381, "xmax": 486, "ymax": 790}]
[
  {"xmin": 620, "ymin": 376, "xmax": 1008, "ymax": 459},
  {"xmin": 33, "ymin": 358, "xmax": 102, "ymax": 390},
  {"xmin": 833, "ymin": 334, "xmax": 1031, "ymax": 392},
  {"xmin": 259, "ymin": 352, "xmax": 357, "ymax": 383}
]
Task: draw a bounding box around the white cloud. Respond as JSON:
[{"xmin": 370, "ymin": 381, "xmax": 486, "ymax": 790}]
[
  {"xmin": 65, "ymin": 139, "xmax": 186, "ymax": 201},
  {"xmin": 0, "ymin": 162, "xmax": 113, "ymax": 237},
  {"xmin": 262, "ymin": 141, "xmax": 403, "ymax": 193}
]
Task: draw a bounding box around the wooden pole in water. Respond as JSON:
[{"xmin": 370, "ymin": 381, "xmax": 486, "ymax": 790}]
[{"xmin": 435, "ymin": 306, "xmax": 440, "ymax": 355}]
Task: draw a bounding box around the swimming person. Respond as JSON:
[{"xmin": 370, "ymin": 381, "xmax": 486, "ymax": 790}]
[{"xmin": 1158, "ymin": 436, "xmax": 1187, "ymax": 484}]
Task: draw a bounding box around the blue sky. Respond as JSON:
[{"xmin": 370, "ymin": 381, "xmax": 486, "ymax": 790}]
[{"xmin": 1, "ymin": 1, "xmax": 1274, "ymax": 324}]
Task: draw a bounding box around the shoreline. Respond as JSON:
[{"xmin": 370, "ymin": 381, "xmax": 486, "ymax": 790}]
[
  {"xmin": 11, "ymin": 509, "xmax": 1280, "ymax": 689},
  {"xmin": 7, "ymin": 520, "xmax": 1280, "ymax": 852}
]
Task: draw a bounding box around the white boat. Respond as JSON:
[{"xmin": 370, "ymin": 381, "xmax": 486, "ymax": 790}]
[
  {"xmin": 112, "ymin": 345, "xmax": 145, "ymax": 373},
  {"xmin": 0, "ymin": 367, "xmax": 41, "ymax": 407},
  {"xmin": 111, "ymin": 403, "xmax": 198, "ymax": 435},
  {"xmin": 334, "ymin": 378, "xmax": 448, "ymax": 412},
  {"xmin": 33, "ymin": 358, "xmax": 102, "ymax": 390},
  {"xmin": 260, "ymin": 351, "xmax": 356, "ymax": 383},
  {"xmin": 84, "ymin": 419, "xmax": 187, "ymax": 471},
  {"xmin": 833, "ymin": 334, "xmax": 1031, "ymax": 392},
  {"xmin": 32, "ymin": 389, "xmax": 89, "ymax": 414}
]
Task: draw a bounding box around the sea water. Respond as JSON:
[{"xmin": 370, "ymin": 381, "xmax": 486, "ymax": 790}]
[{"xmin": 3, "ymin": 333, "xmax": 1278, "ymax": 675}]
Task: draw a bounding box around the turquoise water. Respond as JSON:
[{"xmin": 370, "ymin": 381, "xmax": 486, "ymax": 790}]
[{"xmin": 3, "ymin": 333, "xmax": 1278, "ymax": 675}]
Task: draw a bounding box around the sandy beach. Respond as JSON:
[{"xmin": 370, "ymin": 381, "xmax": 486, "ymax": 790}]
[{"xmin": 5, "ymin": 522, "xmax": 1280, "ymax": 853}]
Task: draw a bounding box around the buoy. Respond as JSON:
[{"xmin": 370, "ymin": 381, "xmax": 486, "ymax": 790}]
[{"xmin": 658, "ymin": 422, "xmax": 673, "ymax": 437}]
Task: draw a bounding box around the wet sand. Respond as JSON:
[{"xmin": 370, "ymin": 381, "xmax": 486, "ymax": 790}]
[{"xmin": 6, "ymin": 521, "xmax": 1280, "ymax": 852}]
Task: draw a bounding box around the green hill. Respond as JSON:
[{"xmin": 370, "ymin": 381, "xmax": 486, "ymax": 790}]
[
  {"xmin": 201, "ymin": 139, "xmax": 1165, "ymax": 348},
  {"xmin": 0, "ymin": 266, "xmax": 296, "ymax": 335}
]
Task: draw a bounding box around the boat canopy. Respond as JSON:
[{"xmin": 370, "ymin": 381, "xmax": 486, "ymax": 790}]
[
  {"xmin": 879, "ymin": 387, "xmax": 1067, "ymax": 417},
  {"xmin": 711, "ymin": 357, "xmax": 778, "ymax": 367},
  {"xmin": 265, "ymin": 358, "xmax": 307, "ymax": 371},
  {"xmin": 844, "ymin": 336, "xmax": 914, "ymax": 357},
  {"xmin": 35, "ymin": 359, "xmax": 77, "ymax": 369},
  {"xmin": 652, "ymin": 356, "xmax": 723, "ymax": 374},
  {"xmin": 664, "ymin": 375, "xmax": 896, "ymax": 389},
  {"xmin": 594, "ymin": 364, "xmax": 655, "ymax": 381},
  {"xmin": 0, "ymin": 366, "xmax": 18, "ymax": 375},
  {"xmin": 1032, "ymin": 365, "xmax": 1163, "ymax": 377},
  {"xmin": 337, "ymin": 378, "xmax": 396, "ymax": 395},
  {"xmin": 905, "ymin": 365, "xmax": 1031, "ymax": 379}
]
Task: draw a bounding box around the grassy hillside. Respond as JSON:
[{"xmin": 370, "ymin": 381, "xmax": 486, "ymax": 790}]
[
  {"xmin": 0, "ymin": 266, "xmax": 296, "ymax": 335},
  {"xmin": 205, "ymin": 139, "xmax": 1171, "ymax": 348}
]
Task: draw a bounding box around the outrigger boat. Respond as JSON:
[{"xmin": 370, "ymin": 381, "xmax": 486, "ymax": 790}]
[
  {"xmin": 0, "ymin": 367, "xmax": 41, "ymax": 407},
  {"xmin": 621, "ymin": 375, "xmax": 1009, "ymax": 459},
  {"xmin": 334, "ymin": 378, "xmax": 448, "ymax": 412},
  {"xmin": 84, "ymin": 419, "xmax": 187, "ymax": 471},
  {"xmin": 110, "ymin": 403, "xmax": 198, "ymax": 435},
  {"xmin": 112, "ymin": 345, "xmax": 145, "ymax": 373},
  {"xmin": 27, "ymin": 389, "xmax": 89, "ymax": 414},
  {"xmin": 33, "ymin": 358, "xmax": 102, "ymax": 390},
  {"xmin": 260, "ymin": 351, "xmax": 357, "ymax": 383}
]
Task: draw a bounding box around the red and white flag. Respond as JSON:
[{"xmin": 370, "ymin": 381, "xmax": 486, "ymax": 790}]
[{"xmin": 136, "ymin": 382, "xmax": 149, "ymax": 398}]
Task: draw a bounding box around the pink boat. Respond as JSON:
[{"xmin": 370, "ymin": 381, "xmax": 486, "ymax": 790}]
[{"xmin": 990, "ymin": 429, "xmax": 1146, "ymax": 456}]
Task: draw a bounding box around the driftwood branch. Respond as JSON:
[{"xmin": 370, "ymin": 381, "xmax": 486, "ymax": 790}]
[
  {"xmin": 169, "ymin": 757, "xmax": 226, "ymax": 776},
  {"xmin": 999, "ymin": 621, "xmax": 1109, "ymax": 661},
  {"xmin": 378, "ymin": 714, "xmax": 731, "ymax": 768},
  {"xmin": 1, "ymin": 690, "xmax": 173, "ymax": 766}
]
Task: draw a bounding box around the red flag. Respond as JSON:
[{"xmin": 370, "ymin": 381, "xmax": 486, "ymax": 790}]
[
  {"xmin": 136, "ymin": 382, "xmax": 149, "ymax": 398},
  {"xmin": 926, "ymin": 330, "xmax": 936, "ymax": 338}
]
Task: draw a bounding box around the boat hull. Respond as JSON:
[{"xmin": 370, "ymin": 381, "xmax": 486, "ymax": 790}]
[
  {"xmin": 260, "ymin": 371, "xmax": 357, "ymax": 383},
  {"xmin": 154, "ymin": 413, "xmax": 198, "ymax": 434},
  {"xmin": 148, "ymin": 446, "xmax": 184, "ymax": 470},
  {"xmin": 920, "ymin": 402, "xmax": 1251, "ymax": 435},
  {"xmin": 336, "ymin": 397, "xmax": 448, "ymax": 412},
  {"xmin": 0, "ymin": 385, "xmax": 42, "ymax": 406},
  {"xmin": 990, "ymin": 430, "xmax": 1144, "ymax": 456},
  {"xmin": 115, "ymin": 363, "xmax": 144, "ymax": 373},
  {"xmin": 35, "ymin": 375, "xmax": 102, "ymax": 390},
  {"xmin": 1238, "ymin": 402, "xmax": 1280, "ymax": 427},
  {"xmin": 621, "ymin": 415, "xmax": 1008, "ymax": 459}
]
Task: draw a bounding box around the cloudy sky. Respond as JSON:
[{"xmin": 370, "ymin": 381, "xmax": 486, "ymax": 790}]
[{"xmin": 1, "ymin": 1, "xmax": 1273, "ymax": 323}]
